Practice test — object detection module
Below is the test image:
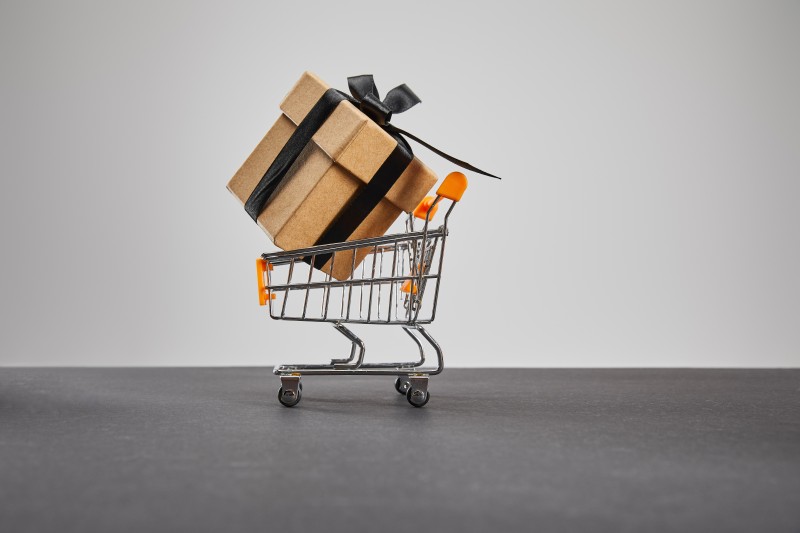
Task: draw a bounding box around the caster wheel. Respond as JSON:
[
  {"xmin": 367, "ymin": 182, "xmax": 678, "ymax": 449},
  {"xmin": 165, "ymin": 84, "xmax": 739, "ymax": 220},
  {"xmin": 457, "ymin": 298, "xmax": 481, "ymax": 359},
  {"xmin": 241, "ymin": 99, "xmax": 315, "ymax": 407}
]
[
  {"xmin": 406, "ymin": 387, "xmax": 430, "ymax": 408},
  {"xmin": 394, "ymin": 377, "xmax": 411, "ymax": 395},
  {"xmin": 278, "ymin": 385, "xmax": 302, "ymax": 407}
]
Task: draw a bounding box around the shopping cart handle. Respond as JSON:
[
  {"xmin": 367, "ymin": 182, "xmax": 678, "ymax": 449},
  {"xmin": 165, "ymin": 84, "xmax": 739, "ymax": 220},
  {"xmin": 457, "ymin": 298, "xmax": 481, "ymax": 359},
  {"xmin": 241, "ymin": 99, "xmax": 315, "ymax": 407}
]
[{"xmin": 436, "ymin": 172, "xmax": 468, "ymax": 202}]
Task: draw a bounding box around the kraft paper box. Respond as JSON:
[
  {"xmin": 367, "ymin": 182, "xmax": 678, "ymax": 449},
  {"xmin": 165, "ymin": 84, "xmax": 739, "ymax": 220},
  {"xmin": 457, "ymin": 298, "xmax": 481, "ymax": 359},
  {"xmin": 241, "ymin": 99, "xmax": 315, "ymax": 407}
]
[{"xmin": 228, "ymin": 72, "xmax": 437, "ymax": 280}]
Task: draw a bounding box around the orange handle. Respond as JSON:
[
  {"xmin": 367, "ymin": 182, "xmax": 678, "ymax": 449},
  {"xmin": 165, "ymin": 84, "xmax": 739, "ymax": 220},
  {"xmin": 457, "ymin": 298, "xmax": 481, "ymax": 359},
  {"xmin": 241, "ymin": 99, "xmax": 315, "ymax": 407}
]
[
  {"xmin": 256, "ymin": 258, "xmax": 274, "ymax": 306},
  {"xmin": 436, "ymin": 172, "xmax": 468, "ymax": 202},
  {"xmin": 412, "ymin": 196, "xmax": 439, "ymax": 220}
]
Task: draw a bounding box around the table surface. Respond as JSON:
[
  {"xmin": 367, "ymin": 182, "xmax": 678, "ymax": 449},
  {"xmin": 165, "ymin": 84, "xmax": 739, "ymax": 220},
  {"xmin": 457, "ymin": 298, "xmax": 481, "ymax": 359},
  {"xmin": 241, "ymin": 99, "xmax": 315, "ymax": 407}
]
[{"xmin": 1, "ymin": 368, "xmax": 798, "ymax": 532}]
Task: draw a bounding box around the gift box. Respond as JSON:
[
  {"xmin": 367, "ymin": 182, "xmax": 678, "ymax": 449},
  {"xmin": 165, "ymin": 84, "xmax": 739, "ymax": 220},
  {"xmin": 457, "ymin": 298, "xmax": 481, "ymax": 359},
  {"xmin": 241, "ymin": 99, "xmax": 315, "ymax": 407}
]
[{"xmin": 228, "ymin": 72, "xmax": 438, "ymax": 280}]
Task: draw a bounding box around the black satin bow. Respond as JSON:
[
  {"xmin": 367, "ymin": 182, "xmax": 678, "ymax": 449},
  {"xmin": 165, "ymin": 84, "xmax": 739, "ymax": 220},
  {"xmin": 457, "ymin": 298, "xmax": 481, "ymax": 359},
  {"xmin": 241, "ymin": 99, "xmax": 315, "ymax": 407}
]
[
  {"xmin": 344, "ymin": 74, "xmax": 500, "ymax": 179},
  {"xmin": 347, "ymin": 74, "xmax": 421, "ymax": 126}
]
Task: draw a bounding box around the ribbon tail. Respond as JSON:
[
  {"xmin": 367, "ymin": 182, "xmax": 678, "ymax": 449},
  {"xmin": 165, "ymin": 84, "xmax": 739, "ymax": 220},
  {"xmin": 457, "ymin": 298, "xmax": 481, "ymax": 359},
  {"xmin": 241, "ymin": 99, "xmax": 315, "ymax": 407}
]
[{"xmin": 385, "ymin": 124, "xmax": 501, "ymax": 180}]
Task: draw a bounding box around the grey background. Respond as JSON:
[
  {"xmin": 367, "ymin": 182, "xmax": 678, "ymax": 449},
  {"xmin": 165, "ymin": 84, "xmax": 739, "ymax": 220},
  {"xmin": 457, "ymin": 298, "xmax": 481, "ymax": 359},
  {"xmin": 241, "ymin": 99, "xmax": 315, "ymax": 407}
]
[{"xmin": 0, "ymin": 0, "xmax": 798, "ymax": 367}]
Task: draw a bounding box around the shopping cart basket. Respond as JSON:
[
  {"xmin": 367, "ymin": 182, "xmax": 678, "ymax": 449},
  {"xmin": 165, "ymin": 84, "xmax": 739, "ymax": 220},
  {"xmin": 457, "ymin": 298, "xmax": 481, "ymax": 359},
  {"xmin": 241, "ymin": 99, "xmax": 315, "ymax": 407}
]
[{"xmin": 256, "ymin": 172, "xmax": 468, "ymax": 408}]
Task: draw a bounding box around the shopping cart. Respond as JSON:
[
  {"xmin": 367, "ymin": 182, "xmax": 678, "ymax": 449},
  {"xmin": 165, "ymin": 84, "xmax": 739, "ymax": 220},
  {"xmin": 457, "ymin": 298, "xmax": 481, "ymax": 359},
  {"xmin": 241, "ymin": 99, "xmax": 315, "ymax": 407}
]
[{"xmin": 256, "ymin": 172, "xmax": 468, "ymax": 408}]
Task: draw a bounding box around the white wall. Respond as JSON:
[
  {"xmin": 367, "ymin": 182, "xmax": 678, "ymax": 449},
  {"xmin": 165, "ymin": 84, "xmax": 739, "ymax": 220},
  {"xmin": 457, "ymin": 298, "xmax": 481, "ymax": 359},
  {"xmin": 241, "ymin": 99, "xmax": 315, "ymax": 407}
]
[{"xmin": 1, "ymin": 0, "xmax": 798, "ymax": 367}]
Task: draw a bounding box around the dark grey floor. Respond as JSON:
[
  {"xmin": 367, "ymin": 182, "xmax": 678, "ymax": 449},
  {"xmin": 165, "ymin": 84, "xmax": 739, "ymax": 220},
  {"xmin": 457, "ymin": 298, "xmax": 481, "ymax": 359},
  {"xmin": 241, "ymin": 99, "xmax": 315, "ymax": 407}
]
[{"xmin": 1, "ymin": 368, "xmax": 798, "ymax": 532}]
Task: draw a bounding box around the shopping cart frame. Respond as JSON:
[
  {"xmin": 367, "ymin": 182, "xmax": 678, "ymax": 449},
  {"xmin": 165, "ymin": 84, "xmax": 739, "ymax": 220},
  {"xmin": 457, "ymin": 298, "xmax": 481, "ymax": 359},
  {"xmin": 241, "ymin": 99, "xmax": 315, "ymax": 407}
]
[{"xmin": 257, "ymin": 172, "xmax": 468, "ymax": 407}]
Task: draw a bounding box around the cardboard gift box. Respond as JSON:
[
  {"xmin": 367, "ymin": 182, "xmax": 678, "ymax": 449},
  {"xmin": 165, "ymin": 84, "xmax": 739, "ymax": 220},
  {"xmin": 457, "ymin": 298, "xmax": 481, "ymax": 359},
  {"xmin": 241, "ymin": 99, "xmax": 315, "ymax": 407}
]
[{"xmin": 227, "ymin": 72, "xmax": 438, "ymax": 280}]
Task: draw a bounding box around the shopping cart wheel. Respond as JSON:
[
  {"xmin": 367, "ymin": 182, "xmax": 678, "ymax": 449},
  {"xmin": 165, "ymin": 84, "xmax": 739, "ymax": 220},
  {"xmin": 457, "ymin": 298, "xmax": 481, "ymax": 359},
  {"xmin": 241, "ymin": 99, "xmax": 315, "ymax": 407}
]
[
  {"xmin": 406, "ymin": 388, "xmax": 430, "ymax": 408},
  {"xmin": 394, "ymin": 377, "xmax": 411, "ymax": 395},
  {"xmin": 278, "ymin": 386, "xmax": 302, "ymax": 407}
]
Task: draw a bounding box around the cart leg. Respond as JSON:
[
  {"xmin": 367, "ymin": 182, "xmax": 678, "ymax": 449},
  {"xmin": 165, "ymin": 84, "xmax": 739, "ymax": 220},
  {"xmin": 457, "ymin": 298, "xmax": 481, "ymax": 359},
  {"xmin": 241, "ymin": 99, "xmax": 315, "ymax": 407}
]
[
  {"xmin": 278, "ymin": 375, "xmax": 302, "ymax": 407},
  {"xmin": 329, "ymin": 334, "xmax": 357, "ymax": 365},
  {"xmin": 329, "ymin": 323, "xmax": 365, "ymax": 369},
  {"xmin": 415, "ymin": 326, "xmax": 444, "ymax": 375},
  {"xmin": 402, "ymin": 326, "xmax": 426, "ymax": 368},
  {"xmin": 393, "ymin": 326, "xmax": 426, "ymax": 394},
  {"xmin": 406, "ymin": 375, "xmax": 430, "ymax": 408}
]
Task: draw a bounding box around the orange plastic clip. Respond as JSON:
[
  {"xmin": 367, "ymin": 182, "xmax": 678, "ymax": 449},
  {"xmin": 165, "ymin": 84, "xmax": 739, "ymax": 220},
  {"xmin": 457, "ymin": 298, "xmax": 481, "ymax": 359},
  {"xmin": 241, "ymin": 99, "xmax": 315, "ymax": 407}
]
[
  {"xmin": 436, "ymin": 172, "xmax": 468, "ymax": 202},
  {"xmin": 401, "ymin": 280, "xmax": 418, "ymax": 294},
  {"xmin": 413, "ymin": 196, "xmax": 439, "ymax": 221},
  {"xmin": 256, "ymin": 258, "xmax": 275, "ymax": 306}
]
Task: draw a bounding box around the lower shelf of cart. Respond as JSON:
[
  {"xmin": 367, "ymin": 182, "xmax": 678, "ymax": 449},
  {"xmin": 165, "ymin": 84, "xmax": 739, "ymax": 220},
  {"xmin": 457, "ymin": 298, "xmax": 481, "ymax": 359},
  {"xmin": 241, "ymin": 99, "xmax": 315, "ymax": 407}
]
[{"xmin": 273, "ymin": 365, "xmax": 440, "ymax": 376}]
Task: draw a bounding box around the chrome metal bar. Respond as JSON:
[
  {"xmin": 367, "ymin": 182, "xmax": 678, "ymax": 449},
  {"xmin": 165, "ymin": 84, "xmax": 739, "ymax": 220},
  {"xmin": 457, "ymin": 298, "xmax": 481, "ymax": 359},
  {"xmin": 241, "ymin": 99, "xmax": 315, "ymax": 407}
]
[
  {"xmin": 402, "ymin": 326, "xmax": 426, "ymax": 367},
  {"xmin": 263, "ymin": 229, "xmax": 445, "ymax": 263},
  {"xmin": 412, "ymin": 235, "xmax": 439, "ymax": 322},
  {"xmin": 400, "ymin": 247, "xmax": 407, "ymax": 315},
  {"xmin": 279, "ymin": 258, "xmax": 295, "ymax": 319},
  {"xmin": 332, "ymin": 323, "xmax": 365, "ymax": 369},
  {"xmin": 273, "ymin": 324, "xmax": 444, "ymax": 376},
  {"xmin": 329, "ymin": 339, "xmax": 357, "ymax": 365},
  {"xmin": 267, "ymin": 316, "xmax": 432, "ymax": 325},
  {"xmin": 406, "ymin": 234, "xmax": 418, "ymax": 322},
  {"xmin": 329, "ymin": 322, "xmax": 360, "ymax": 365},
  {"xmin": 413, "ymin": 196, "xmax": 441, "ymax": 322},
  {"xmin": 322, "ymin": 252, "xmax": 335, "ymax": 320},
  {"xmin": 323, "ymin": 326, "xmax": 425, "ymax": 370},
  {"xmin": 301, "ymin": 255, "xmax": 314, "ymax": 320},
  {"xmin": 387, "ymin": 244, "xmax": 397, "ymax": 323},
  {"xmin": 272, "ymin": 325, "xmax": 442, "ymax": 375},
  {"xmin": 265, "ymin": 259, "xmax": 273, "ymax": 316},
  {"xmin": 359, "ymin": 256, "xmax": 366, "ymax": 319},
  {"xmin": 267, "ymin": 274, "xmax": 438, "ymax": 293},
  {"xmin": 340, "ymin": 269, "xmax": 346, "ymax": 319},
  {"xmin": 430, "ymin": 222, "xmax": 450, "ymax": 323},
  {"xmin": 376, "ymin": 248, "xmax": 384, "ymax": 320},
  {"xmin": 414, "ymin": 326, "xmax": 443, "ymax": 375},
  {"xmin": 274, "ymin": 366, "xmax": 431, "ymax": 377},
  {"xmin": 346, "ymin": 251, "xmax": 356, "ymax": 321},
  {"xmin": 366, "ymin": 245, "xmax": 378, "ymax": 322}
]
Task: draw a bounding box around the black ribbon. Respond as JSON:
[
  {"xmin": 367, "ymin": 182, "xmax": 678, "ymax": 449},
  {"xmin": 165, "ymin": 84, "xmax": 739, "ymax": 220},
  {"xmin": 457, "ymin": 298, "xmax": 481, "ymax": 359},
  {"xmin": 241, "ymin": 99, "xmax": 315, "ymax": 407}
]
[
  {"xmin": 244, "ymin": 75, "xmax": 500, "ymax": 264},
  {"xmin": 344, "ymin": 75, "xmax": 501, "ymax": 179},
  {"xmin": 244, "ymin": 88, "xmax": 348, "ymax": 221}
]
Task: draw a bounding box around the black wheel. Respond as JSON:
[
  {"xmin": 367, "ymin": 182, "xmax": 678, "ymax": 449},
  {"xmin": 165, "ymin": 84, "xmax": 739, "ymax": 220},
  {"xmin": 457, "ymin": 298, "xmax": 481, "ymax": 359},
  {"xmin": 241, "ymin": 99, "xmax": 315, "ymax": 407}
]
[
  {"xmin": 278, "ymin": 386, "xmax": 302, "ymax": 407},
  {"xmin": 406, "ymin": 387, "xmax": 430, "ymax": 408},
  {"xmin": 394, "ymin": 377, "xmax": 410, "ymax": 395}
]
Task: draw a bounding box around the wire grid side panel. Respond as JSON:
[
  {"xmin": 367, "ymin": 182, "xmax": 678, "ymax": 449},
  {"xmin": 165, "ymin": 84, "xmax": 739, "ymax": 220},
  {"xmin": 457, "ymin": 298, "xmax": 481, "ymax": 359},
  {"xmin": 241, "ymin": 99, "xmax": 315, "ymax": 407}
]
[{"xmin": 267, "ymin": 238, "xmax": 443, "ymax": 324}]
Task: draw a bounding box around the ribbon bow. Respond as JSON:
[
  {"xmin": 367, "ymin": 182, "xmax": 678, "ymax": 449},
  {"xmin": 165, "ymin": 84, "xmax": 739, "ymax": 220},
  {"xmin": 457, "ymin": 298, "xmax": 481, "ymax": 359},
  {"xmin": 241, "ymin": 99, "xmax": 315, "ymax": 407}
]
[
  {"xmin": 347, "ymin": 74, "xmax": 421, "ymax": 126},
  {"xmin": 345, "ymin": 74, "xmax": 500, "ymax": 179}
]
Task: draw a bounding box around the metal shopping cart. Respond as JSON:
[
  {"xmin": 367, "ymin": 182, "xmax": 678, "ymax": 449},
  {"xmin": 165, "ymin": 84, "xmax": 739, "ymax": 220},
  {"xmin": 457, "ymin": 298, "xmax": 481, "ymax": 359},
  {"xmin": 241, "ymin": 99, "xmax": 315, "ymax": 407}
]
[{"xmin": 256, "ymin": 172, "xmax": 468, "ymax": 408}]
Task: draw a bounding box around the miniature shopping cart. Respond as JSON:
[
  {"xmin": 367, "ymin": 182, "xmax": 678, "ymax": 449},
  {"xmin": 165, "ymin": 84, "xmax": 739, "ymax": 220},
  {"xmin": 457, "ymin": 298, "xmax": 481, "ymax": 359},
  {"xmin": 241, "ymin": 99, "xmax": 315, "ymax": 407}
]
[{"xmin": 256, "ymin": 172, "xmax": 468, "ymax": 408}]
